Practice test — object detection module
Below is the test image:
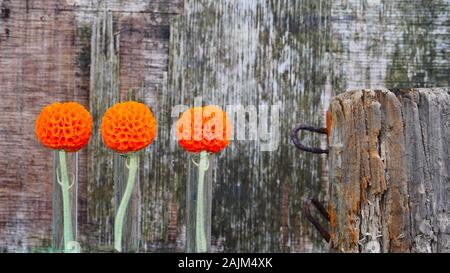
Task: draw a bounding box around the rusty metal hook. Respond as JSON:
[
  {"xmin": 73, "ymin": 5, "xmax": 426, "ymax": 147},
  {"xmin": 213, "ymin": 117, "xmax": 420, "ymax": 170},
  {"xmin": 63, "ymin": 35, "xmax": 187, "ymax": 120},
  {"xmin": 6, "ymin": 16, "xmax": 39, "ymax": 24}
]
[
  {"xmin": 304, "ymin": 198, "xmax": 331, "ymax": 243},
  {"xmin": 291, "ymin": 125, "xmax": 328, "ymax": 154}
]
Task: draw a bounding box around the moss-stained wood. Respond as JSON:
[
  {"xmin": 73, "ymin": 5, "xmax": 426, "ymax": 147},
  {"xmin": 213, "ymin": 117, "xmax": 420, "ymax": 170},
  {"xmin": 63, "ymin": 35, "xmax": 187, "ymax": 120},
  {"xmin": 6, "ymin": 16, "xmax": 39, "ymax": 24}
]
[
  {"xmin": 331, "ymin": 0, "xmax": 450, "ymax": 90},
  {"xmin": 86, "ymin": 11, "xmax": 119, "ymax": 250},
  {"xmin": 85, "ymin": 4, "xmax": 182, "ymax": 252},
  {"xmin": 166, "ymin": 0, "xmax": 332, "ymax": 252},
  {"xmin": 401, "ymin": 88, "xmax": 450, "ymax": 253},
  {"xmin": 328, "ymin": 88, "xmax": 449, "ymax": 253}
]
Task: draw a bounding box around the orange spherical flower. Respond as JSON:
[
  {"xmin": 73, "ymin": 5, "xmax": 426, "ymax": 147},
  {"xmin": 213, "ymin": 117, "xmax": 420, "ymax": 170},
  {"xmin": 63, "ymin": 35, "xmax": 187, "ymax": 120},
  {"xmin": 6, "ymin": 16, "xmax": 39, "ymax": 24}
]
[
  {"xmin": 176, "ymin": 105, "xmax": 232, "ymax": 154},
  {"xmin": 35, "ymin": 102, "xmax": 93, "ymax": 152},
  {"xmin": 101, "ymin": 101, "xmax": 157, "ymax": 154}
]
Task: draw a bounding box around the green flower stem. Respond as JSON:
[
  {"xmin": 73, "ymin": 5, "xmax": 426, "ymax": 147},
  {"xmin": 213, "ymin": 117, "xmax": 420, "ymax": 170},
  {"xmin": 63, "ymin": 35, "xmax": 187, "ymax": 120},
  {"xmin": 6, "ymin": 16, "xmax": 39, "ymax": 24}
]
[
  {"xmin": 196, "ymin": 151, "xmax": 209, "ymax": 252},
  {"xmin": 59, "ymin": 150, "xmax": 74, "ymax": 253},
  {"xmin": 114, "ymin": 153, "xmax": 138, "ymax": 252}
]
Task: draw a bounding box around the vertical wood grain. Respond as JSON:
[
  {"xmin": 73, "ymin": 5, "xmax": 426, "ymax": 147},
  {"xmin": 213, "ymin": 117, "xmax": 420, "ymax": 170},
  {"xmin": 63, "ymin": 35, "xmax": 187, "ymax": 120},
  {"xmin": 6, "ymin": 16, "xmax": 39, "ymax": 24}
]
[
  {"xmin": 166, "ymin": 0, "xmax": 332, "ymax": 252},
  {"xmin": 86, "ymin": 11, "xmax": 120, "ymax": 251},
  {"xmin": 328, "ymin": 88, "xmax": 449, "ymax": 253},
  {"xmin": 0, "ymin": 0, "xmax": 84, "ymax": 252}
]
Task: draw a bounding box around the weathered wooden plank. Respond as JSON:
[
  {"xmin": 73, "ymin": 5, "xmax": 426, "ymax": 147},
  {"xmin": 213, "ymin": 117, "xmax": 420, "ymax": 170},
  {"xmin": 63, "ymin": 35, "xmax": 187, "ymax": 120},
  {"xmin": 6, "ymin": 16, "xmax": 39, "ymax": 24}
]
[
  {"xmin": 327, "ymin": 88, "xmax": 449, "ymax": 253},
  {"xmin": 84, "ymin": 8, "xmax": 183, "ymax": 253},
  {"xmin": 330, "ymin": 0, "xmax": 450, "ymax": 90},
  {"xmin": 86, "ymin": 11, "xmax": 120, "ymax": 251},
  {"xmin": 0, "ymin": 0, "xmax": 87, "ymax": 252},
  {"xmin": 166, "ymin": 0, "xmax": 333, "ymax": 253},
  {"xmin": 165, "ymin": 0, "xmax": 449, "ymax": 253},
  {"xmin": 401, "ymin": 88, "xmax": 450, "ymax": 252}
]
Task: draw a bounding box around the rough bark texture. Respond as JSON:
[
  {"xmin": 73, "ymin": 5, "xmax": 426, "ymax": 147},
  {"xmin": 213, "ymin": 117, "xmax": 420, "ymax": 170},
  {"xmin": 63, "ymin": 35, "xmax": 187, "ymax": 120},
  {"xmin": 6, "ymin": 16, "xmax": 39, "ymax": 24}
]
[
  {"xmin": 328, "ymin": 88, "xmax": 450, "ymax": 253},
  {"xmin": 0, "ymin": 0, "xmax": 448, "ymax": 253},
  {"xmin": 163, "ymin": 0, "xmax": 449, "ymax": 253}
]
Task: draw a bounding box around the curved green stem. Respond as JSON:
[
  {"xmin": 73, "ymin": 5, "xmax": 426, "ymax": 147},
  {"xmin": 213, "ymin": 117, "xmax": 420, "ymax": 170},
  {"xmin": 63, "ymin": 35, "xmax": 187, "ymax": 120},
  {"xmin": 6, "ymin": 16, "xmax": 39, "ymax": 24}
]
[
  {"xmin": 196, "ymin": 151, "xmax": 209, "ymax": 252},
  {"xmin": 114, "ymin": 153, "xmax": 138, "ymax": 252},
  {"xmin": 59, "ymin": 151, "xmax": 74, "ymax": 253}
]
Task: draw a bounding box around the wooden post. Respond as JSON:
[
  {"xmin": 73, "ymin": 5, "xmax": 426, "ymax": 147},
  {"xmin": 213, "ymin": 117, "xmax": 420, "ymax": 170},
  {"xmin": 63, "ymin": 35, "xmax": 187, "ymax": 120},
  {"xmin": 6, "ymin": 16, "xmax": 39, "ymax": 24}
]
[{"xmin": 327, "ymin": 88, "xmax": 450, "ymax": 253}]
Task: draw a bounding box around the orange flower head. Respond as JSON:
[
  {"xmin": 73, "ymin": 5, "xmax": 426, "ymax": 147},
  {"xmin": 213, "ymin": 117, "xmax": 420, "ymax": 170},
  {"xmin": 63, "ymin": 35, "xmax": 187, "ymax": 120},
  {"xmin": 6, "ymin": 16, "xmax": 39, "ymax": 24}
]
[
  {"xmin": 176, "ymin": 105, "xmax": 232, "ymax": 154},
  {"xmin": 101, "ymin": 101, "xmax": 157, "ymax": 154},
  {"xmin": 35, "ymin": 102, "xmax": 93, "ymax": 152}
]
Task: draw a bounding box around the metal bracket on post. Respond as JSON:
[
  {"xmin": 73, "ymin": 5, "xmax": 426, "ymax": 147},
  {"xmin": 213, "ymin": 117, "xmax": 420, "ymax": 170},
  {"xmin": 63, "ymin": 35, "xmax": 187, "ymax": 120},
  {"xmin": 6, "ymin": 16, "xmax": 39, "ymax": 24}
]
[
  {"xmin": 291, "ymin": 125, "xmax": 329, "ymax": 154},
  {"xmin": 292, "ymin": 124, "xmax": 330, "ymax": 242},
  {"xmin": 304, "ymin": 199, "xmax": 331, "ymax": 243}
]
